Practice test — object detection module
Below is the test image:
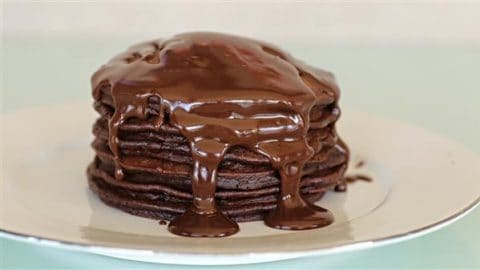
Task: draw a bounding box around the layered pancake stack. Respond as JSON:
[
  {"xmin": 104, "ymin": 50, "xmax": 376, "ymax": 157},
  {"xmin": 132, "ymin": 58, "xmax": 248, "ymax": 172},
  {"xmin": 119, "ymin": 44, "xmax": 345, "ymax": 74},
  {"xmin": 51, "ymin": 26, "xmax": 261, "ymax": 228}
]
[{"xmin": 87, "ymin": 32, "xmax": 349, "ymax": 237}]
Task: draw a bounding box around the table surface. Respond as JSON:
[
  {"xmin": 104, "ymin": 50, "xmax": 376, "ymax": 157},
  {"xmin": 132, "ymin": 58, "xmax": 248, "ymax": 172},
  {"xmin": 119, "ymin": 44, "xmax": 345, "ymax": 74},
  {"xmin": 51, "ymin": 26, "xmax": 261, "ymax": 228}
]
[{"xmin": 1, "ymin": 38, "xmax": 479, "ymax": 269}]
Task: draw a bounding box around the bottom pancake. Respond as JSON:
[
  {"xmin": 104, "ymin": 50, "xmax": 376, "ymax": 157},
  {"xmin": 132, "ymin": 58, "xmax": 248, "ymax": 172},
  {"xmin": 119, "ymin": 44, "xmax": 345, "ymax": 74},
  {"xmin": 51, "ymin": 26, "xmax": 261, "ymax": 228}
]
[
  {"xmin": 87, "ymin": 160, "xmax": 346, "ymax": 222},
  {"xmin": 87, "ymin": 163, "xmax": 347, "ymax": 222}
]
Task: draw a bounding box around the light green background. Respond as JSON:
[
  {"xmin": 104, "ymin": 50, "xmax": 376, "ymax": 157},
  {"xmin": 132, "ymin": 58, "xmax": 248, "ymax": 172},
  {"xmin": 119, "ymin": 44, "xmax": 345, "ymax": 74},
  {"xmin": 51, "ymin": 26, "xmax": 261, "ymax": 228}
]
[{"xmin": 1, "ymin": 39, "xmax": 479, "ymax": 269}]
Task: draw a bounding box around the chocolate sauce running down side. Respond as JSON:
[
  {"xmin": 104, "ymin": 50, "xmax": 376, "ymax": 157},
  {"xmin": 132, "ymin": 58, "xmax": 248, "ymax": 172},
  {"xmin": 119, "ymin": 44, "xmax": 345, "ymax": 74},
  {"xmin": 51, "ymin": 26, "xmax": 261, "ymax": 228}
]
[{"xmin": 91, "ymin": 32, "xmax": 342, "ymax": 237}]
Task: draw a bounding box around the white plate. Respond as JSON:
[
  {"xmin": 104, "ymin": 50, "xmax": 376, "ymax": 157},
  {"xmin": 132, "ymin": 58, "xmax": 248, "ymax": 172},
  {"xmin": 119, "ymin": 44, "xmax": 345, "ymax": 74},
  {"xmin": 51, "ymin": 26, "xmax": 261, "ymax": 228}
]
[{"xmin": 1, "ymin": 102, "xmax": 479, "ymax": 265}]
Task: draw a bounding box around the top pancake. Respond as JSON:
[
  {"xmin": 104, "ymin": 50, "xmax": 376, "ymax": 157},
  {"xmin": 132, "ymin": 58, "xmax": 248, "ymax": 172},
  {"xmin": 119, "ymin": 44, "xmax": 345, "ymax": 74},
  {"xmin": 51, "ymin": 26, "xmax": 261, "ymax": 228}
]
[{"xmin": 91, "ymin": 32, "xmax": 339, "ymax": 111}]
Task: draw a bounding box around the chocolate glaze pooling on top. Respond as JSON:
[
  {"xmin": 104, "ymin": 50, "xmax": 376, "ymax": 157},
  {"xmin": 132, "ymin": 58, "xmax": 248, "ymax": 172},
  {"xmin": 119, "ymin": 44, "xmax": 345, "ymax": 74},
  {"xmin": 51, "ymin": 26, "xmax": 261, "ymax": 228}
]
[{"xmin": 91, "ymin": 32, "xmax": 342, "ymax": 237}]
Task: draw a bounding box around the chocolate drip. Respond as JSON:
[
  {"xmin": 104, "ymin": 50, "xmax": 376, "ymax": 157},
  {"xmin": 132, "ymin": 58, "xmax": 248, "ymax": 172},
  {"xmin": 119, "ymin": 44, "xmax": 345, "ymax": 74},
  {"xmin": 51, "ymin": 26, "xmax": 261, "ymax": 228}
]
[
  {"xmin": 158, "ymin": 220, "xmax": 167, "ymax": 225},
  {"xmin": 91, "ymin": 32, "xmax": 343, "ymax": 237},
  {"xmin": 355, "ymin": 160, "xmax": 365, "ymax": 168},
  {"xmin": 335, "ymin": 174, "xmax": 372, "ymax": 192}
]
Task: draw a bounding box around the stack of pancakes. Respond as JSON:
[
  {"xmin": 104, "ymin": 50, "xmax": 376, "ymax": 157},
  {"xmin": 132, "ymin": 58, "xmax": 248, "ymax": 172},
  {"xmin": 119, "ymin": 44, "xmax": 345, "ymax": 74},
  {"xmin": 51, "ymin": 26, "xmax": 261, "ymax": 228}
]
[{"xmin": 88, "ymin": 89, "xmax": 349, "ymax": 222}]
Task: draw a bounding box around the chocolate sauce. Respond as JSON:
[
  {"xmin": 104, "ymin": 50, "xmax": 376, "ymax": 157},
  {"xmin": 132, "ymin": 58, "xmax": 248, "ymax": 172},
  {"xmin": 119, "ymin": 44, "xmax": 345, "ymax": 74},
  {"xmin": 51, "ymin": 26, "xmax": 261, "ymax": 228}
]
[
  {"xmin": 91, "ymin": 32, "xmax": 341, "ymax": 237},
  {"xmin": 334, "ymin": 183, "xmax": 348, "ymax": 192},
  {"xmin": 335, "ymin": 174, "xmax": 372, "ymax": 192},
  {"xmin": 158, "ymin": 220, "xmax": 167, "ymax": 225},
  {"xmin": 355, "ymin": 160, "xmax": 365, "ymax": 168},
  {"xmin": 345, "ymin": 174, "xmax": 372, "ymax": 183}
]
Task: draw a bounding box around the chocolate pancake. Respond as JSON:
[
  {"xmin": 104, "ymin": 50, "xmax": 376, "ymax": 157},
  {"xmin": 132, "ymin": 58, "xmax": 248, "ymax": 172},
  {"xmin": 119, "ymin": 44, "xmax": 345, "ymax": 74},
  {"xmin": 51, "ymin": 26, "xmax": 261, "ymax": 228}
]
[{"xmin": 88, "ymin": 32, "xmax": 349, "ymax": 237}]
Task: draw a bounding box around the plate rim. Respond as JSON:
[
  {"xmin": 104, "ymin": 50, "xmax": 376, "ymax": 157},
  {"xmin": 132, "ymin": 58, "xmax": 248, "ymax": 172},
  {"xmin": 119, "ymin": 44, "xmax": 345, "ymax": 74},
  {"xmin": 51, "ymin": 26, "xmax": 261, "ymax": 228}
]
[{"xmin": 1, "ymin": 192, "xmax": 478, "ymax": 265}]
